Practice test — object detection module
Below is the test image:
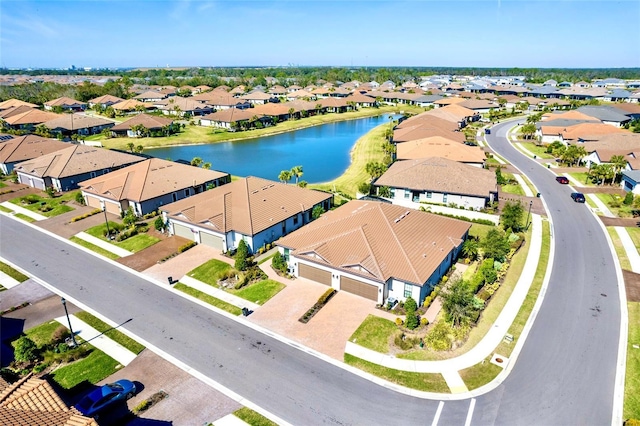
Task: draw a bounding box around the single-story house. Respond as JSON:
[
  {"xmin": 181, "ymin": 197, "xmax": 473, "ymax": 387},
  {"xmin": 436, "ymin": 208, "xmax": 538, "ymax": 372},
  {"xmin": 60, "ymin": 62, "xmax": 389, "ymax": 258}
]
[
  {"xmin": 0, "ymin": 98, "xmax": 38, "ymax": 110},
  {"xmin": 343, "ymin": 92, "xmax": 377, "ymax": 108},
  {"xmin": 80, "ymin": 158, "xmax": 230, "ymax": 216},
  {"xmin": 275, "ymin": 200, "xmax": 470, "ymax": 305},
  {"xmin": 14, "ymin": 145, "xmax": 144, "ymax": 191},
  {"xmin": 199, "ymin": 108, "xmax": 264, "ymax": 129},
  {"xmin": 155, "ymin": 96, "xmax": 214, "ymax": 116},
  {"xmin": 110, "ymin": 99, "xmax": 154, "ymax": 114},
  {"xmin": 239, "ymin": 92, "xmax": 279, "ymax": 105},
  {"xmin": 395, "ymin": 136, "xmax": 486, "ymax": 167},
  {"xmin": 133, "ymin": 91, "xmax": 167, "ymax": 103},
  {"xmin": 622, "ymin": 170, "xmax": 640, "ymax": 194},
  {"xmin": 161, "ymin": 176, "xmax": 333, "ymax": 254},
  {"xmin": 1, "ymin": 108, "xmax": 62, "ymax": 131},
  {"xmin": 87, "ymin": 94, "xmax": 125, "ymax": 109},
  {"xmin": 374, "ymin": 157, "xmax": 497, "ymax": 209},
  {"xmin": 577, "ymin": 133, "xmax": 640, "ymax": 169},
  {"xmin": 43, "ymin": 114, "xmax": 115, "ymax": 137},
  {"xmin": 316, "ymin": 97, "xmax": 351, "ymax": 113},
  {"xmin": 43, "ymin": 96, "xmax": 87, "ymax": 112},
  {"xmin": 577, "ymin": 105, "xmax": 632, "ymax": 127},
  {"xmin": 110, "ymin": 113, "xmax": 175, "ymax": 137},
  {"xmin": 0, "ymin": 135, "xmax": 69, "ymax": 174},
  {"xmin": 191, "ymin": 92, "xmax": 251, "ymax": 110}
]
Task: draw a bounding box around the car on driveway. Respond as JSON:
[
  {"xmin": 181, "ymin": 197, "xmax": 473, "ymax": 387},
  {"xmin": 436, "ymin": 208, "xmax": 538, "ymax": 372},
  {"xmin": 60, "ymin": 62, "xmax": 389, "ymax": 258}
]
[
  {"xmin": 556, "ymin": 176, "xmax": 569, "ymax": 184},
  {"xmin": 75, "ymin": 379, "xmax": 136, "ymax": 417},
  {"xmin": 571, "ymin": 192, "xmax": 586, "ymax": 203}
]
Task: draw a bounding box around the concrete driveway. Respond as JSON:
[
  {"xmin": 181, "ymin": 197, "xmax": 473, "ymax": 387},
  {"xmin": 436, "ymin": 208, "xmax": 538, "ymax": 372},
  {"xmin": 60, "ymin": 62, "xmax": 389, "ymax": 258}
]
[{"xmin": 142, "ymin": 244, "xmax": 222, "ymax": 283}]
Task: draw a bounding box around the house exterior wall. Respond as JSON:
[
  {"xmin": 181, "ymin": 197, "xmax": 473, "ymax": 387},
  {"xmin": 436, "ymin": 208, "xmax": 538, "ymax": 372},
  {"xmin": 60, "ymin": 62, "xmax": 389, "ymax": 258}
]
[
  {"xmin": 17, "ymin": 172, "xmax": 46, "ymax": 190},
  {"xmin": 622, "ymin": 175, "xmax": 640, "ymax": 195},
  {"xmin": 387, "ymin": 187, "xmax": 489, "ymax": 210}
]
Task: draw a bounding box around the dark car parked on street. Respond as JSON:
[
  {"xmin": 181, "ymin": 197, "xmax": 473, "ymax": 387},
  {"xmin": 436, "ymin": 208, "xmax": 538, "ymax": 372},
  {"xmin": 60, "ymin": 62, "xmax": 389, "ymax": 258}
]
[
  {"xmin": 556, "ymin": 176, "xmax": 569, "ymax": 184},
  {"xmin": 571, "ymin": 192, "xmax": 586, "ymax": 203}
]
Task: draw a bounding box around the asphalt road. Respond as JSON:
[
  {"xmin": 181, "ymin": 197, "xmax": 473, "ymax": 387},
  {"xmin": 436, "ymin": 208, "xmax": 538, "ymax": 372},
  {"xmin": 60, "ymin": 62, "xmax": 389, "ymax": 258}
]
[{"xmin": 0, "ymin": 120, "xmax": 623, "ymax": 425}]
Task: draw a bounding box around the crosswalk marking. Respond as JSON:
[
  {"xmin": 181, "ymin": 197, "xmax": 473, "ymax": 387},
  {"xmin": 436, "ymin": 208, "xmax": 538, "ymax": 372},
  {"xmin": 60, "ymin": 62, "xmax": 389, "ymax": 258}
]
[
  {"xmin": 431, "ymin": 401, "xmax": 445, "ymax": 426},
  {"xmin": 465, "ymin": 398, "xmax": 476, "ymax": 426}
]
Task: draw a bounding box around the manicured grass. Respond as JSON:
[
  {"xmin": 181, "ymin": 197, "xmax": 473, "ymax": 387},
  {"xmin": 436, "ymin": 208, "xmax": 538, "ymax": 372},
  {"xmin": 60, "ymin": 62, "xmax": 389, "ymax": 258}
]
[
  {"xmin": 174, "ymin": 283, "xmax": 242, "ymax": 315},
  {"xmin": 15, "ymin": 213, "xmax": 36, "ymax": 222},
  {"xmin": 501, "ymin": 173, "xmax": 525, "ymax": 196},
  {"xmin": 0, "ymin": 260, "xmax": 29, "ymax": 282},
  {"xmin": 595, "ymin": 193, "xmax": 633, "ymax": 218},
  {"xmin": 459, "ymin": 360, "xmax": 503, "ymax": 390},
  {"xmin": 607, "ymin": 228, "xmax": 631, "ymax": 270},
  {"xmin": 625, "ymin": 227, "xmax": 640, "ymax": 251},
  {"xmin": 74, "ymin": 311, "xmax": 145, "ymax": 354},
  {"xmin": 567, "ymin": 172, "xmax": 595, "ymax": 187},
  {"xmin": 187, "ymin": 259, "xmax": 232, "ymax": 286},
  {"xmin": 85, "ymin": 221, "xmax": 121, "ymax": 238},
  {"xmin": 344, "ymin": 354, "xmax": 449, "ymax": 393},
  {"xmin": 9, "ymin": 191, "xmax": 77, "ymax": 217},
  {"xmin": 100, "ymin": 106, "xmax": 410, "ymax": 151},
  {"xmin": 517, "ymin": 142, "xmax": 554, "ymax": 159},
  {"xmin": 0, "ymin": 205, "xmax": 12, "ymax": 213},
  {"xmin": 51, "ymin": 348, "xmax": 121, "ymax": 389},
  {"xmin": 348, "ymin": 315, "xmax": 397, "ymax": 353},
  {"xmin": 233, "ymin": 407, "xmax": 279, "ymax": 426},
  {"xmin": 0, "ymin": 181, "xmax": 6, "ymax": 188},
  {"xmin": 228, "ymin": 279, "xmax": 285, "ymax": 305},
  {"xmin": 469, "ymin": 223, "xmax": 496, "ymax": 240},
  {"xmin": 116, "ymin": 233, "xmax": 160, "ymax": 252},
  {"xmin": 257, "ymin": 252, "xmax": 276, "ymax": 265},
  {"xmin": 24, "ymin": 321, "xmax": 62, "ymax": 348},
  {"xmin": 624, "ymin": 301, "xmax": 640, "ymax": 420},
  {"xmin": 70, "ymin": 236, "xmax": 120, "ymax": 260},
  {"xmin": 462, "ymin": 261, "xmax": 478, "ymax": 281},
  {"xmin": 311, "ymin": 121, "xmax": 389, "ymax": 197}
]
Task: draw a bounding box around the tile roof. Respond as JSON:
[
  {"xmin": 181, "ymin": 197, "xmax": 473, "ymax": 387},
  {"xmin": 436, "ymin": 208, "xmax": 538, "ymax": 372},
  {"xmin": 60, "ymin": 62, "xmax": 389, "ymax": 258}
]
[
  {"xmin": 87, "ymin": 94, "xmax": 124, "ymax": 104},
  {"xmin": 612, "ymin": 103, "xmax": 640, "ymax": 115},
  {"xmin": 396, "ymin": 136, "xmax": 486, "ymax": 163},
  {"xmin": 3, "ymin": 109, "xmax": 62, "ymax": 126},
  {"xmin": 132, "ymin": 90, "xmax": 166, "ymax": 100},
  {"xmin": 44, "ymin": 97, "xmax": 86, "ymax": 108},
  {"xmin": 0, "ymin": 135, "xmax": 69, "ymax": 164},
  {"xmin": 276, "ymin": 200, "xmax": 470, "ymax": 286},
  {"xmin": 558, "ymin": 123, "xmax": 627, "ymax": 141},
  {"xmin": 14, "ymin": 145, "xmax": 144, "ymax": 179},
  {"xmin": 423, "ymin": 104, "xmax": 479, "ymax": 123},
  {"xmin": 0, "ymin": 105, "xmax": 36, "ymax": 120},
  {"xmin": 317, "ymin": 97, "xmax": 349, "ymax": 108},
  {"xmin": 576, "ymin": 105, "xmax": 633, "ymax": 123},
  {"xmin": 161, "ymin": 176, "xmax": 332, "ymax": 236},
  {"xmin": 43, "ymin": 114, "xmax": 114, "ymax": 132},
  {"xmin": 0, "ymin": 99, "xmax": 38, "ymax": 110},
  {"xmin": 110, "ymin": 113, "xmax": 173, "ymax": 131},
  {"xmin": 155, "ymin": 96, "xmax": 213, "ymax": 112},
  {"xmin": 376, "ymin": 157, "xmax": 496, "ymax": 197},
  {"xmin": 80, "ymin": 158, "xmax": 229, "ymax": 202},
  {"xmin": 201, "ymin": 108, "xmax": 261, "ymax": 123}
]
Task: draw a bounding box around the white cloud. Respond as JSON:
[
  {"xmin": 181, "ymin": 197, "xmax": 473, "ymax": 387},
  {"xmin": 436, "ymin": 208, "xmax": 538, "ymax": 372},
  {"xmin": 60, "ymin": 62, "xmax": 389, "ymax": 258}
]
[{"xmin": 3, "ymin": 14, "xmax": 60, "ymax": 38}]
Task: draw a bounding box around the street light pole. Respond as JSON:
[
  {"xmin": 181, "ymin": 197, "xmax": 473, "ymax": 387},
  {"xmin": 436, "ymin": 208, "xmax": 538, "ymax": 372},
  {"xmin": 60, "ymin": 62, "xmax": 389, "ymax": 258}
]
[
  {"xmin": 61, "ymin": 297, "xmax": 78, "ymax": 347},
  {"xmin": 103, "ymin": 206, "xmax": 111, "ymax": 239},
  {"xmin": 526, "ymin": 200, "xmax": 533, "ymax": 230}
]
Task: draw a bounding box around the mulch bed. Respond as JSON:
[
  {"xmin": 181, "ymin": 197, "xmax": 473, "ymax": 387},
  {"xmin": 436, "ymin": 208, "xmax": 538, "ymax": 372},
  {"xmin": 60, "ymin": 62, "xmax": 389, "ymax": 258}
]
[
  {"xmin": 116, "ymin": 235, "xmax": 190, "ymax": 272},
  {"xmin": 623, "ymin": 270, "xmax": 640, "ymax": 302},
  {"xmin": 599, "ymin": 217, "xmax": 640, "ymax": 227}
]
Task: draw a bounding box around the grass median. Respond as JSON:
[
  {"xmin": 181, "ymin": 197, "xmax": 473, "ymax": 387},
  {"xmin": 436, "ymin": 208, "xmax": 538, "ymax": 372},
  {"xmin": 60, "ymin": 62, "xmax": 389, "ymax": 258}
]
[
  {"xmin": 70, "ymin": 236, "xmax": 121, "ymax": 260},
  {"xmin": 74, "ymin": 311, "xmax": 145, "ymax": 354},
  {"xmin": 174, "ymin": 283, "xmax": 242, "ymax": 316}
]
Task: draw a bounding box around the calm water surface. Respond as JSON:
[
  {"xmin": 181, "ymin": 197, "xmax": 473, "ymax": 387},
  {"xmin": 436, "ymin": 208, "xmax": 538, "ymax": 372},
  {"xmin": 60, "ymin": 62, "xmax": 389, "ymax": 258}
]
[{"xmin": 148, "ymin": 114, "xmax": 399, "ymax": 183}]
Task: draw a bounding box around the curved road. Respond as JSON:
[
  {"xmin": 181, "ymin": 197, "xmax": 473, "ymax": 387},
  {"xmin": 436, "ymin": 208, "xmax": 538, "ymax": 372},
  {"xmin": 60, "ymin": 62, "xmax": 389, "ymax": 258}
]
[{"xmin": 0, "ymin": 120, "xmax": 622, "ymax": 425}]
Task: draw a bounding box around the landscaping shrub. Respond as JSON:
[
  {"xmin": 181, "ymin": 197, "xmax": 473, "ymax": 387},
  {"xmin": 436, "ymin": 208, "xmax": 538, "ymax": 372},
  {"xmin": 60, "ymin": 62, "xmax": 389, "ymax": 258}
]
[
  {"xmin": 624, "ymin": 191, "xmax": 634, "ymax": 205},
  {"xmin": 115, "ymin": 227, "xmax": 138, "ymax": 242},
  {"xmin": 75, "ymin": 192, "xmax": 85, "ymax": 205},
  {"xmin": 394, "ymin": 332, "xmax": 416, "ymax": 350},
  {"xmin": 479, "ymin": 258, "xmax": 498, "ymax": 285},
  {"xmin": 271, "ymin": 252, "xmax": 288, "ymax": 274},
  {"xmin": 420, "ymin": 317, "xmax": 429, "ymax": 326},
  {"xmin": 154, "ymin": 216, "xmax": 166, "ymax": 232},
  {"xmin": 395, "ymin": 317, "xmax": 403, "ymax": 326},
  {"xmin": 51, "ymin": 326, "xmax": 70, "ymax": 344},
  {"xmin": 21, "ymin": 195, "xmax": 41, "ymax": 204},
  {"xmin": 235, "ymin": 240, "xmax": 249, "ymax": 271},
  {"xmin": 14, "ymin": 336, "xmax": 38, "ymax": 363},
  {"xmin": 178, "ymin": 241, "xmax": 196, "ymax": 253},
  {"xmin": 423, "ymin": 296, "xmax": 433, "ymax": 308},
  {"xmin": 624, "ymin": 420, "xmax": 640, "ymax": 426},
  {"xmin": 425, "ymin": 321, "xmax": 453, "ymax": 351},
  {"xmin": 404, "ymin": 296, "xmax": 419, "ymax": 330},
  {"xmin": 317, "ymin": 288, "xmax": 337, "ymax": 305},
  {"xmin": 45, "ymin": 186, "xmax": 55, "ymax": 198},
  {"xmin": 70, "ymin": 209, "xmax": 101, "ymax": 222}
]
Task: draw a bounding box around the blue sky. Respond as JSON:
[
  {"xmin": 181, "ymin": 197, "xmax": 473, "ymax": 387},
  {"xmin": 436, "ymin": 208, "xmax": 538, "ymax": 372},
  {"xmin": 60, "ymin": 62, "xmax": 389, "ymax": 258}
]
[{"xmin": 1, "ymin": 0, "xmax": 639, "ymax": 69}]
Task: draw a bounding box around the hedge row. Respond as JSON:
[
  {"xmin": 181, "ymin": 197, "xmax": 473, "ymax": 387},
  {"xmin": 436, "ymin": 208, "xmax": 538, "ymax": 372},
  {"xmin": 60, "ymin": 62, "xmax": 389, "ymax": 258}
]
[{"xmin": 70, "ymin": 209, "xmax": 102, "ymax": 222}]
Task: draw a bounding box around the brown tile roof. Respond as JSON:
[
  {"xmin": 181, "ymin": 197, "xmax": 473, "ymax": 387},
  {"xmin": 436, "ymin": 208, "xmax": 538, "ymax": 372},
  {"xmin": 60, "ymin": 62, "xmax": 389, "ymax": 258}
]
[
  {"xmin": 80, "ymin": 158, "xmax": 229, "ymax": 202},
  {"xmin": 200, "ymin": 108, "xmax": 261, "ymax": 123},
  {"xmin": 44, "ymin": 97, "xmax": 86, "ymax": 108},
  {"xmin": 396, "ymin": 136, "xmax": 486, "ymax": 163},
  {"xmin": 87, "ymin": 94, "xmax": 124, "ymax": 104},
  {"xmin": 393, "ymin": 115, "xmax": 466, "ymax": 144},
  {"xmin": 132, "ymin": 91, "xmax": 166, "ymax": 100},
  {"xmin": 14, "ymin": 145, "xmax": 144, "ymax": 179},
  {"xmin": 458, "ymin": 99, "xmax": 497, "ymax": 110},
  {"xmin": 317, "ymin": 97, "xmax": 349, "ymax": 108},
  {"xmin": 155, "ymin": 96, "xmax": 213, "ymax": 112},
  {"xmin": 0, "ymin": 105, "xmax": 36, "ymax": 120},
  {"xmin": 276, "ymin": 200, "xmax": 470, "ymax": 286},
  {"xmin": 287, "ymin": 90, "xmax": 313, "ymax": 99},
  {"xmin": 110, "ymin": 113, "xmax": 173, "ymax": 131},
  {"xmin": 110, "ymin": 99, "xmax": 153, "ymax": 111},
  {"xmin": 424, "ymin": 104, "xmax": 479, "ymax": 123},
  {"xmin": 550, "ymin": 123, "xmax": 627, "ymax": 141},
  {"xmin": 251, "ymin": 103, "xmax": 294, "ymax": 116},
  {"xmin": 161, "ymin": 176, "xmax": 332, "ymax": 236},
  {"xmin": 0, "ymin": 99, "xmax": 38, "ymax": 110},
  {"xmin": 344, "ymin": 92, "xmax": 377, "ymax": 104},
  {"xmin": 376, "ymin": 157, "xmax": 495, "ymax": 197},
  {"xmin": 3, "ymin": 109, "xmax": 62, "ymax": 126},
  {"xmin": 396, "ymin": 113, "xmax": 465, "ymax": 132},
  {"xmin": 0, "ymin": 374, "xmax": 97, "ymax": 426},
  {"xmin": 576, "ymin": 133, "xmax": 640, "ymax": 161},
  {"xmin": 433, "ymin": 97, "xmax": 466, "ymax": 106},
  {"xmin": 191, "ymin": 92, "xmax": 246, "ymax": 107},
  {"xmin": 0, "ymin": 135, "xmax": 69, "ymax": 164},
  {"xmin": 238, "ymin": 92, "xmax": 275, "ymax": 101},
  {"xmin": 613, "ymin": 103, "xmax": 640, "ymax": 115},
  {"xmin": 43, "ymin": 114, "xmax": 114, "ymax": 132}
]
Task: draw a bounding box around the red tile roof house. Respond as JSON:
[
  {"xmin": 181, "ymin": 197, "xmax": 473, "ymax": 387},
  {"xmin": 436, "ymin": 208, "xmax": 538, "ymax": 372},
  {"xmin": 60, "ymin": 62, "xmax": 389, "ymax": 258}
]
[
  {"xmin": 374, "ymin": 157, "xmax": 497, "ymax": 210},
  {"xmin": 0, "ymin": 135, "xmax": 69, "ymax": 174},
  {"xmin": 110, "ymin": 114, "xmax": 175, "ymax": 138},
  {"xmin": 80, "ymin": 158, "xmax": 231, "ymax": 216},
  {"xmin": 160, "ymin": 176, "xmax": 333, "ymax": 253},
  {"xmin": 43, "ymin": 96, "xmax": 87, "ymax": 112},
  {"xmin": 275, "ymin": 200, "xmax": 470, "ymax": 304},
  {"xmin": 14, "ymin": 145, "xmax": 144, "ymax": 191}
]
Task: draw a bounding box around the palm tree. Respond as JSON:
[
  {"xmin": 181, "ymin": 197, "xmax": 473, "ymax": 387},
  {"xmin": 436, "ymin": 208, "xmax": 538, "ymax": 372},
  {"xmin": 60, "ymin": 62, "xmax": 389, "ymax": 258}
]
[
  {"xmin": 126, "ymin": 142, "xmax": 135, "ymax": 153},
  {"xmin": 202, "ymin": 162, "xmax": 212, "ymax": 170},
  {"xmin": 290, "ymin": 165, "xmax": 303, "ymax": 184},
  {"xmin": 278, "ymin": 170, "xmax": 292, "ymax": 184},
  {"xmin": 190, "ymin": 157, "xmax": 203, "ymax": 167},
  {"xmin": 135, "ymin": 145, "xmax": 144, "ymax": 154},
  {"xmin": 610, "ymin": 155, "xmax": 627, "ymax": 181},
  {"xmin": 519, "ymin": 123, "xmax": 537, "ymax": 140},
  {"xmin": 461, "ymin": 239, "xmax": 479, "ymax": 261},
  {"xmin": 288, "ymin": 108, "xmax": 295, "ymax": 121}
]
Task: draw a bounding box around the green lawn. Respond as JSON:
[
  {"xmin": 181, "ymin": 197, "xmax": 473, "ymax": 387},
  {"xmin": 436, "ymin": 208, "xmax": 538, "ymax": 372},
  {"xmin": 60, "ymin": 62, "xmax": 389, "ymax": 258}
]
[
  {"xmin": 233, "ymin": 407, "xmax": 279, "ymax": 426},
  {"xmin": 607, "ymin": 228, "xmax": 631, "ymax": 270},
  {"xmin": 501, "ymin": 173, "xmax": 525, "ymax": 196},
  {"xmin": 459, "ymin": 360, "xmax": 503, "ymax": 390},
  {"xmin": 74, "ymin": 311, "xmax": 145, "ymax": 354},
  {"xmin": 469, "ymin": 223, "xmax": 496, "ymax": 240},
  {"xmin": 567, "ymin": 172, "xmax": 595, "ymax": 187},
  {"xmin": 70, "ymin": 236, "xmax": 120, "ymax": 260},
  {"xmin": 595, "ymin": 193, "xmax": 633, "ymax": 218},
  {"xmin": 0, "ymin": 260, "xmax": 29, "ymax": 282},
  {"xmin": 625, "ymin": 301, "xmax": 640, "ymax": 420},
  {"xmin": 0, "ymin": 205, "xmax": 12, "ymax": 213},
  {"xmin": 0, "ymin": 180, "xmax": 6, "ymax": 188},
  {"xmin": 51, "ymin": 348, "xmax": 121, "ymax": 389},
  {"xmin": 348, "ymin": 315, "xmax": 397, "ymax": 353},
  {"xmin": 24, "ymin": 321, "xmax": 62, "ymax": 348},
  {"xmin": 625, "ymin": 227, "xmax": 640, "ymax": 252},
  {"xmin": 15, "ymin": 213, "xmax": 36, "ymax": 222},
  {"xmin": 344, "ymin": 354, "xmax": 449, "ymax": 393},
  {"xmin": 174, "ymin": 283, "xmax": 242, "ymax": 315},
  {"xmin": 9, "ymin": 191, "xmax": 77, "ymax": 217},
  {"xmin": 187, "ymin": 259, "xmax": 232, "ymax": 286},
  {"xmin": 228, "ymin": 279, "xmax": 285, "ymax": 305},
  {"xmin": 518, "ymin": 142, "xmax": 554, "ymax": 159},
  {"xmin": 116, "ymin": 233, "xmax": 160, "ymax": 252}
]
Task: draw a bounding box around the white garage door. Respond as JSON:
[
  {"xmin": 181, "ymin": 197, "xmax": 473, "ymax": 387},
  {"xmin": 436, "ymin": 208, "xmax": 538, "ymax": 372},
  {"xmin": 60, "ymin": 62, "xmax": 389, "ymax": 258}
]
[
  {"xmin": 173, "ymin": 223, "xmax": 194, "ymax": 240},
  {"xmin": 200, "ymin": 231, "xmax": 223, "ymax": 250}
]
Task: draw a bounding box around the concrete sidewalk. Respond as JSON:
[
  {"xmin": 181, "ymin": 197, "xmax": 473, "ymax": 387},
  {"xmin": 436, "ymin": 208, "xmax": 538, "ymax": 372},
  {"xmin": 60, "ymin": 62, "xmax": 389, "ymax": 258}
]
[
  {"xmin": 74, "ymin": 231, "xmax": 133, "ymax": 257},
  {"xmin": 615, "ymin": 226, "xmax": 640, "ymax": 273},
  {"xmin": 55, "ymin": 314, "xmax": 138, "ymax": 366},
  {"xmin": 0, "ymin": 270, "xmax": 20, "ymax": 289},
  {"xmin": 563, "ymin": 172, "xmax": 585, "ymax": 188},
  {"xmin": 1, "ymin": 201, "xmax": 47, "ymax": 221},
  {"xmin": 513, "ymin": 174, "xmax": 534, "ymax": 197},
  {"xmin": 587, "ymin": 193, "xmax": 615, "ymax": 218},
  {"xmin": 345, "ymin": 214, "xmax": 544, "ymax": 376},
  {"xmin": 179, "ymin": 276, "xmax": 260, "ymax": 312}
]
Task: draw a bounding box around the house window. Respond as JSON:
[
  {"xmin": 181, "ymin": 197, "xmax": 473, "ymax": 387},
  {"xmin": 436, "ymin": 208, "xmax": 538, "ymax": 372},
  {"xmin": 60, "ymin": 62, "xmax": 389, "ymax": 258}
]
[
  {"xmin": 404, "ymin": 283, "xmax": 412, "ymax": 298},
  {"xmin": 404, "ymin": 189, "xmax": 411, "ymax": 199},
  {"xmin": 90, "ymin": 171, "xmax": 97, "ymax": 178},
  {"xmin": 390, "ymin": 188, "xmax": 395, "ymax": 198},
  {"xmin": 172, "ymin": 193, "xmax": 177, "ymax": 202},
  {"xmin": 293, "ymin": 215, "xmax": 299, "ymax": 225},
  {"xmin": 185, "ymin": 188, "xmax": 190, "ymax": 197},
  {"xmin": 443, "ymin": 193, "xmax": 448, "ymax": 203},
  {"xmin": 426, "ymin": 192, "xmax": 432, "ymax": 199},
  {"xmin": 282, "ymin": 222, "xmax": 286, "ymax": 234}
]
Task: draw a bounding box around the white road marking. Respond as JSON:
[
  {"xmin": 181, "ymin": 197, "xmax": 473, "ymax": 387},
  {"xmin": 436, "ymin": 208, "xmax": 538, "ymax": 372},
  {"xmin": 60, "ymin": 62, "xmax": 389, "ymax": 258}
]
[
  {"xmin": 431, "ymin": 401, "xmax": 445, "ymax": 426},
  {"xmin": 465, "ymin": 398, "xmax": 476, "ymax": 426}
]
